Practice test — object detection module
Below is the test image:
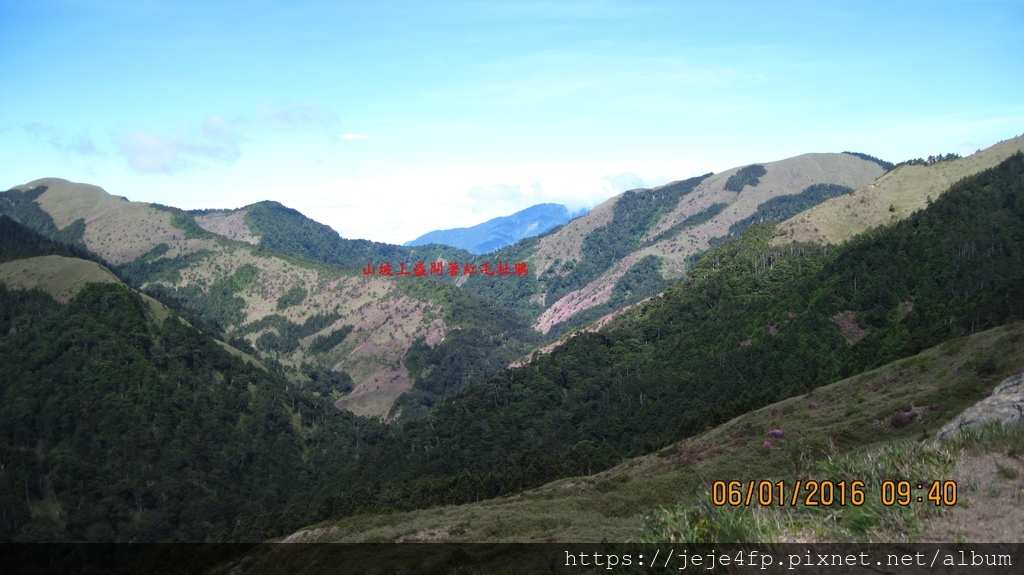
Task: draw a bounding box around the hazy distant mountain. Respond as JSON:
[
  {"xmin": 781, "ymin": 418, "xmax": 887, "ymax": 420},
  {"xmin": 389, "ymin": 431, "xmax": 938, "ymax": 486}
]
[{"xmin": 404, "ymin": 203, "xmax": 583, "ymax": 254}]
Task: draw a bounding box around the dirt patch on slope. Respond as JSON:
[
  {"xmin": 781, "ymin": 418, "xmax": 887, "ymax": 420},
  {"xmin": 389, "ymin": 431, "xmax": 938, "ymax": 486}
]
[
  {"xmin": 831, "ymin": 310, "xmax": 868, "ymax": 344},
  {"xmin": 194, "ymin": 209, "xmax": 259, "ymax": 244},
  {"xmin": 921, "ymin": 452, "xmax": 1024, "ymax": 542},
  {"xmin": 335, "ymin": 365, "xmax": 413, "ymax": 419}
]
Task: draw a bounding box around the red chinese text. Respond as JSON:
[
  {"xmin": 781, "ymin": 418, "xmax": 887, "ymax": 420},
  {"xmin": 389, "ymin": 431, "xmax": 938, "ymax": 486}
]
[{"xmin": 363, "ymin": 261, "xmax": 528, "ymax": 277}]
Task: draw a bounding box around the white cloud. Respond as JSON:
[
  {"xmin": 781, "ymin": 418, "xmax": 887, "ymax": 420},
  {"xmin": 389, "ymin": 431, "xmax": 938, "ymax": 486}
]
[
  {"xmin": 113, "ymin": 101, "xmax": 350, "ymax": 175},
  {"xmin": 118, "ymin": 119, "xmax": 240, "ymax": 175},
  {"xmin": 466, "ymin": 183, "xmax": 522, "ymax": 203},
  {"xmin": 258, "ymin": 100, "xmax": 339, "ymax": 130},
  {"xmin": 23, "ymin": 123, "xmax": 100, "ymax": 157},
  {"xmin": 339, "ymin": 133, "xmax": 378, "ymax": 140},
  {"xmin": 602, "ymin": 172, "xmax": 646, "ymax": 193}
]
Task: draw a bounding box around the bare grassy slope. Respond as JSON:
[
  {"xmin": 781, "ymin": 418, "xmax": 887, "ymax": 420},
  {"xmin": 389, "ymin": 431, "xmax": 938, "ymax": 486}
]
[
  {"xmin": 774, "ymin": 134, "xmax": 1024, "ymax": 245},
  {"xmin": 0, "ymin": 255, "xmax": 120, "ymax": 300},
  {"xmin": 17, "ymin": 178, "xmax": 217, "ymax": 265},
  {"xmin": 648, "ymin": 153, "xmax": 885, "ymax": 251}
]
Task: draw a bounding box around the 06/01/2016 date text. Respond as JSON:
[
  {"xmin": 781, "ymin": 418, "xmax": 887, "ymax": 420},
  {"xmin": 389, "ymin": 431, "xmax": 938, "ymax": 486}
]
[{"xmin": 711, "ymin": 480, "xmax": 958, "ymax": 507}]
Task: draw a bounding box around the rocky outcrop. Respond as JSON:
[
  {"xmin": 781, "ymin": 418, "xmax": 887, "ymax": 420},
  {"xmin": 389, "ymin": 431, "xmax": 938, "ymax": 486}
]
[{"xmin": 935, "ymin": 372, "xmax": 1024, "ymax": 443}]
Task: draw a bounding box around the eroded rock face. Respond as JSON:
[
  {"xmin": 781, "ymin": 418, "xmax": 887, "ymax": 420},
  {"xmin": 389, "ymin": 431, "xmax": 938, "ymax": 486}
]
[{"xmin": 935, "ymin": 372, "xmax": 1024, "ymax": 443}]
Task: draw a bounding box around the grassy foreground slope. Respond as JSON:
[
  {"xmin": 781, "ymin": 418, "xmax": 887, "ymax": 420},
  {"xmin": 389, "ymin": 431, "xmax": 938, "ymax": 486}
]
[
  {"xmin": 0, "ymin": 214, "xmax": 179, "ymax": 331},
  {"xmin": 283, "ymin": 320, "xmax": 1024, "ymax": 543}
]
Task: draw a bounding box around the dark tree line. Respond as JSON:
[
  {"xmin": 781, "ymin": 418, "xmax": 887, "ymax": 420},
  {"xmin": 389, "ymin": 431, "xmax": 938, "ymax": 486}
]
[{"xmin": 724, "ymin": 164, "xmax": 767, "ymax": 192}]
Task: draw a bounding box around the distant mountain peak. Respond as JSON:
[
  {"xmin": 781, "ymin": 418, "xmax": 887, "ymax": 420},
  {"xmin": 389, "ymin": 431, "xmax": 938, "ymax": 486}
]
[{"xmin": 404, "ymin": 203, "xmax": 584, "ymax": 254}]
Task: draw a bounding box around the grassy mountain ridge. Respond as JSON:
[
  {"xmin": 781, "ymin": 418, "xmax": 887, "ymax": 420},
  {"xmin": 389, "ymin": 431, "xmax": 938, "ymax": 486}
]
[
  {"xmin": 775, "ymin": 134, "xmax": 1024, "ymax": 245},
  {"xmin": 0, "ymin": 214, "xmax": 174, "ymax": 326},
  {"xmin": 0, "ymin": 255, "xmax": 121, "ymax": 302},
  {"xmin": 9, "ymin": 178, "xmax": 211, "ymax": 266},
  {"xmin": 461, "ymin": 152, "xmax": 885, "ymax": 335},
  {"xmin": 508, "ymin": 137, "xmax": 1024, "ymax": 362}
]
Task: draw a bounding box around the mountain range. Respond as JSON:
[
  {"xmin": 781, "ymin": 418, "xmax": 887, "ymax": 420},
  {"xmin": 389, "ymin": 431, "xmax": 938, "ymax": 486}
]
[
  {"xmin": 0, "ymin": 148, "xmax": 902, "ymax": 420},
  {"xmin": 1, "ymin": 133, "xmax": 1023, "ymax": 546}
]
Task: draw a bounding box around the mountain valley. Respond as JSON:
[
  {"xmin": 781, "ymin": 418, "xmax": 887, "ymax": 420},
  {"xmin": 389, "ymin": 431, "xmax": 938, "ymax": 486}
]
[{"xmin": 1, "ymin": 135, "xmax": 1023, "ymax": 545}]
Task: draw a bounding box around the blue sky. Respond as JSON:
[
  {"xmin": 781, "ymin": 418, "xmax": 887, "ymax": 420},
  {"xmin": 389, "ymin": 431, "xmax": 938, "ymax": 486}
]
[{"xmin": 2, "ymin": 1, "xmax": 1022, "ymax": 244}]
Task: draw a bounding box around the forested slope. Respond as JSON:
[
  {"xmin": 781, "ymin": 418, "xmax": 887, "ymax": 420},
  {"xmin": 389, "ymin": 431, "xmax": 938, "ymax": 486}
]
[
  {"xmin": 306, "ymin": 152, "xmax": 1024, "ymax": 519},
  {"xmin": 0, "ymin": 219, "xmax": 380, "ymax": 541}
]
